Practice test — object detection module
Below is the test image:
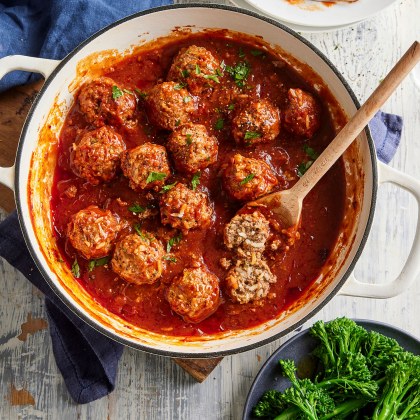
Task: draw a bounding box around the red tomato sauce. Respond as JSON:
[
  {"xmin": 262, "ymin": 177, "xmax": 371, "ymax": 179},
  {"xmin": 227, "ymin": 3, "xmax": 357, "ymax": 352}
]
[{"xmin": 50, "ymin": 33, "xmax": 346, "ymax": 336}]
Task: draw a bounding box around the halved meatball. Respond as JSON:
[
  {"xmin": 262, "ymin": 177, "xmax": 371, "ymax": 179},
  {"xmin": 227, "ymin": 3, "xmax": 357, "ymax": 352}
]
[
  {"xmin": 283, "ymin": 88, "xmax": 320, "ymax": 138},
  {"xmin": 145, "ymin": 81, "xmax": 195, "ymax": 130},
  {"xmin": 225, "ymin": 258, "xmax": 276, "ymax": 304},
  {"xmin": 111, "ymin": 233, "xmax": 165, "ymax": 285},
  {"xmin": 78, "ymin": 77, "xmax": 136, "ymax": 127},
  {"xmin": 222, "ymin": 154, "xmax": 278, "ymax": 201},
  {"xmin": 167, "ymin": 45, "xmax": 221, "ymax": 95},
  {"xmin": 159, "ymin": 183, "xmax": 213, "ymax": 232},
  {"xmin": 166, "ymin": 266, "xmax": 220, "ymax": 323},
  {"xmin": 224, "ymin": 211, "xmax": 270, "ymax": 253},
  {"xmin": 167, "ymin": 123, "xmax": 218, "ymax": 174},
  {"xmin": 121, "ymin": 143, "xmax": 170, "ymax": 191},
  {"xmin": 232, "ymin": 99, "xmax": 280, "ymax": 146},
  {"xmin": 70, "ymin": 126, "xmax": 126, "ymax": 185},
  {"xmin": 67, "ymin": 205, "xmax": 121, "ymax": 260}
]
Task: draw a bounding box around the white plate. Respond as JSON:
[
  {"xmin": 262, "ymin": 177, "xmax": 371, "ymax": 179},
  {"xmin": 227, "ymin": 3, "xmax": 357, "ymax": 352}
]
[
  {"xmin": 230, "ymin": 0, "xmax": 361, "ymax": 32},
  {"xmin": 242, "ymin": 0, "xmax": 398, "ymax": 28}
]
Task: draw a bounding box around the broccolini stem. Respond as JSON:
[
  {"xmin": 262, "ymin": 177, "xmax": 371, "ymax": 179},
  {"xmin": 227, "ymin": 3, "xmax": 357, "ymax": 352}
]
[{"xmin": 319, "ymin": 399, "xmax": 368, "ymax": 419}]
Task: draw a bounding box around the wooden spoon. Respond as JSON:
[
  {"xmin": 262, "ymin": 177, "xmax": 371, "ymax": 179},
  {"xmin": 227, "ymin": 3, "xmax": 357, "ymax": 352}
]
[{"xmin": 247, "ymin": 41, "xmax": 420, "ymax": 228}]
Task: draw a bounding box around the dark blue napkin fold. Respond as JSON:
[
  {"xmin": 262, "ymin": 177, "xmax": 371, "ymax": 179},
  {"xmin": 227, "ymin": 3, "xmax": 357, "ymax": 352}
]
[
  {"xmin": 0, "ymin": 0, "xmax": 403, "ymax": 406},
  {"xmin": 0, "ymin": 0, "xmax": 172, "ymax": 404}
]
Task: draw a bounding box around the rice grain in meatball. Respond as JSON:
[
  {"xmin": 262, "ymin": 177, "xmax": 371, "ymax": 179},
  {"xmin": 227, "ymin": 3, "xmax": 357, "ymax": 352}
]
[
  {"xmin": 283, "ymin": 88, "xmax": 320, "ymax": 138},
  {"xmin": 121, "ymin": 143, "xmax": 170, "ymax": 191},
  {"xmin": 111, "ymin": 233, "xmax": 165, "ymax": 285},
  {"xmin": 78, "ymin": 77, "xmax": 136, "ymax": 127},
  {"xmin": 232, "ymin": 99, "xmax": 280, "ymax": 146},
  {"xmin": 166, "ymin": 266, "xmax": 220, "ymax": 323},
  {"xmin": 167, "ymin": 123, "xmax": 218, "ymax": 174},
  {"xmin": 67, "ymin": 205, "xmax": 121, "ymax": 260},
  {"xmin": 225, "ymin": 258, "xmax": 276, "ymax": 304},
  {"xmin": 222, "ymin": 154, "xmax": 278, "ymax": 201},
  {"xmin": 224, "ymin": 211, "xmax": 270, "ymax": 253},
  {"xmin": 70, "ymin": 125, "xmax": 126, "ymax": 185},
  {"xmin": 145, "ymin": 81, "xmax": 195, "ymax": 130},
  {"xmin": 159, "ymin": 183, "xmax": 213, "ymax": 232},
  {"xmin": 167, "ymin": 45, "xmax": 222, "ymax": 95}
]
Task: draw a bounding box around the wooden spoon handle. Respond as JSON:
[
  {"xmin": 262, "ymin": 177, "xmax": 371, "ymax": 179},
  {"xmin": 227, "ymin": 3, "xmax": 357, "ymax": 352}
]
[{"xmin": 291, "ymin": 40, "xmax": 420, "ymax": 199}]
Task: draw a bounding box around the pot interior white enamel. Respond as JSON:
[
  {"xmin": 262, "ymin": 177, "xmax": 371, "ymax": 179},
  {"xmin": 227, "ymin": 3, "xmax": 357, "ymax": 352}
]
[{"xmin": 16, "ymin": 5, "xmax": 376, "ymax": 356}]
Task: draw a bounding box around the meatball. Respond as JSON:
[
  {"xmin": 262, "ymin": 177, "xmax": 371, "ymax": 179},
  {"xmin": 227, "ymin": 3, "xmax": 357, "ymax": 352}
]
[
  {"xmin": 225, "ymin": 258, "xmax": 276, "ymax": 304},
  {"xmin": 166, "ymin": 266, "xmax": 220, "ymax": 323},
  {"xmin": 167, "ymin": 123, "xmax": 218, "ymax": 174},
  {"xmin": 167, "ymin": 45, "xmax": 221, "ymax": 95},
  {"xmin": 232, "ymin": 99, "xmax": 280, "ymax": 146},
  {"xmin": 224, "ymin": 211, "xmax": 270, "ymax": 254},
  {"xmin": 145, "ymin": 82, "xmax": 195, "ymax": 130},
  {"xmin": 67, "ymin": 205, "xmax": 121, "ymax": 260},
  {"xmin": 78, "ymin": 77, "xmax": 136, "ymax": 127},
  {"xmin": 283, "ymin": 88, "xmax": 320, "ymax": 138},
  {"xmin": 70, "ymin": 126, "xmax": 126, "ymax": 185},
  {"xmin": 111, "ymin": 233, "xmax": 165, "ymax": 285},
  {"xmin": 121, "ymin": 143, "xmax": 170, "ymax": 191},
  {"xmin": 222, "ymin": 154, "xmax": 278, "ymax": 201},
  {"xmin": 159, "ymin": 183, "xmax": 213, "ymax": 232}
]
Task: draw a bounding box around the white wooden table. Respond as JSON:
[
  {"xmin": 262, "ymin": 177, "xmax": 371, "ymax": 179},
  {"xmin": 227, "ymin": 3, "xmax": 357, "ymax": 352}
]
[{"xmin": 1, "ymin": 1, "xmax": 419, "ymax": 418}]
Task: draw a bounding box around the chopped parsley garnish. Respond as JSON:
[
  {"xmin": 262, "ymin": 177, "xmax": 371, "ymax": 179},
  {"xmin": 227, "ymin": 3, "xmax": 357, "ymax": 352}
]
[
  {"xmin": 112, "ymin": 85, "xmax": 123, "ymax": 100},
  {"xmin": 128, "ymin": 203, "xmax": 146, "ymax": 214},
  {"xmin": 303, "ymin": 143, "xmax": 319, "ymax": 160},
  {"xmin": 71, "ymin": 259, "xmax": 80, "ymax": 278},
  {"xmin": 133, "ymin": 223, "xmax": 142, "ymax": 236},
  {"xmin": 183, "ymin": 96, "xmax": 192, "ymax": 103},
  {"xmin": 167, "ymin": 233, "xmax": 182, "ymax": 252},
  {"xmin": 135, "ymin": 88, "xmax": 148, "ymax": 99},
  {"xmin": 297, "ymin": 161, "xmax": 314, "ymax": 177},
  {"xmin": 163, "ymin": 255, "xmax": 177, "ymax": 263},
  {"xmin": 225, "ymin": 61, "xmax": 250, "ymax": 88},
  {"xmin": 227, "ymin": 103, "xmax": 235, "ymax": 111},
  {"xmin": 160, "ymin": 182, "xmax": 177, "ymax": 193},
  {"xmin": 185, "ymin": 134, "xmax": 193, "ymax": 145},
  {"xmin": 88, "ymin": 257, "xmax": 110, "ymax": 272},
  {"xmin": 123, "ymin": 88, "xmax": 134, "ymax": 95},
  {"xmin": 181, "ymin": 69, "xmax": 190, "ymax": 78},
  {"xmin": 203, "ymin": 74, "xmax": 220, "ymax": 83},
  {"xmin": 250, "ymin": 49, "xmax": 264, "ymax": 57},
  {"xmin": 195, "ymin": 64, "xmax": 201, "ymax": 75},
  {"xmin": 238, "ymin": 47, "xmax": 246, "ymax": 58},
  {"xmin": 134, "ymin": 224, "xmax": 153, "ymax": 242},
  {"xmin": 191, "ymin": 172, "xmax": 201, "ymax": 191},
  {"xmin": 215, "ymin": 118, "xmax": 224, "ymax": 130},
  {"xmin": 175, "ymin": 119, "xmax": 181, "ymax": 127},
  {"xmin": 174, "ymin": 82, "xmax": 186, "ymax": 90},
  {"xmin": 244, "ymin": 131, "xmax": 261, "ymax": 140},
  {"xmin": 146, "ymin": 171, "xmax": 167, "ymax": 184},
  {"xmin": 240, "ymin": 173, "xmax": 256, "ymax": 185}
]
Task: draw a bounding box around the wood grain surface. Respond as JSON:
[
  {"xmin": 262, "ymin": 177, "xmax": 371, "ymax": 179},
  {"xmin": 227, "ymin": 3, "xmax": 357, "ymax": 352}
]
[{"xmin": 0, "ymin": 0, "xmax": 419, "ymax": 419}]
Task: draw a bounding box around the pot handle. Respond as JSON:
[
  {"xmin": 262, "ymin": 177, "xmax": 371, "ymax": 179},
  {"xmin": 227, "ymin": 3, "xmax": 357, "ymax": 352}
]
[
  {"xmin": 0, "ymin": 55, "xmax": 60, "ymax": 191},
  {"xmin": 339, "ymin": 161, "xmax": 420, "ymax": 298}
]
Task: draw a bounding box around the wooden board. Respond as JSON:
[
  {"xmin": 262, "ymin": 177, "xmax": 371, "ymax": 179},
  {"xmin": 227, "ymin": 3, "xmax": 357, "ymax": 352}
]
[{"xmin": 0, "ymin": 81, "xmax": 222, "ymax": 382}]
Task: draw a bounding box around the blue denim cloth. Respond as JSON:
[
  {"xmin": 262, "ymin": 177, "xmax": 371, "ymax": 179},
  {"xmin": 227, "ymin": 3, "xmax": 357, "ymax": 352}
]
[
  {"xmin": 0, "ymin": 0, "xmax": 402, "ymax": 405},
  {"xmin": 0, "ymin": 0, "xmax": 172, "ymax": 404}
]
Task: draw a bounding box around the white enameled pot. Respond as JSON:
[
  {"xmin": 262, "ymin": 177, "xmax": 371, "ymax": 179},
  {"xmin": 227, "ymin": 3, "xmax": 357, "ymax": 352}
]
[{"xmin": 1, "ymin": 5, "xmax": 420, "ymax": 357}]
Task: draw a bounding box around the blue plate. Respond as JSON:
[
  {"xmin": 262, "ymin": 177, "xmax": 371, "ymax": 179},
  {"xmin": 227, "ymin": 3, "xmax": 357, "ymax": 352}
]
[{"xmin": 243, "ymin": 319, "xmax": 420, "ymax": 420}]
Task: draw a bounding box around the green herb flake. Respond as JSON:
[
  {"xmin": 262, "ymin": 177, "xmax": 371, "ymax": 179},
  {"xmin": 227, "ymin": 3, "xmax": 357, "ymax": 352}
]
[
  {"xmin": 303, "ymin": 144, "xmax": 319, "ymax": 160},
  {"xmin": 227, "ymin": 103, "xmax": 235, "ymax": 111},
  {"xmin": 88, "ymin": 257, "xmax": 110, "ymax": 272},
  {"xmin": 185, "ymin": 134, "xmax": 193, "ymax": 145},
  {"xmin": 183, "ymin": 96, "xmax": 192, "ymax": 103},
  {"xmin": 250, "ymin": 49, "xmax": 264, "ymax": 57},
  {"xmin": 112, "ymin": 85, "xmax": 124, "ymax": 100},
  {"xmin": 238, "ymin": 47, "xmax": 246, "ymax": 58},
  {"xmin": 146, "ymin": 171, "xmax": 167, "ymax": 184},
  {"xmin": 167, "ymin": 233, "xmax": 182, "ymax": 253},
  {"xmin": 135, "ymin": 88, "xmax": 148, "ymax": 99},
  {"xmin": 175, "ymin": 119, "xmax": 181, "ymax": 127},
  {"xmin": 133, "ymin": 223, "xmax": 142, "ymax": 236},
  {"xmin": 181, "ymin": 69, "xmax": 190, "ymax": 78},
  {"xmin": 174, "ymin": 82, "xmax": 186, "ymax": 90},
  {"xmin": 225, "ymin": 61, "xmax": 250, "ymax": 88},
  {"xmin": 297, "ymin": 161, "xmax": 314, "ymax": 177},
  {"xmin": 244, "ymin": 131, "xmax": 261, "ymax": 140},
  {"xmin": 160, "ymin": 182, "xmax": 177, "ymax": 193},
  {"xmin": 123, "ymin": 88, "xmax": 134, "ymax": 95},
  {"xmin": 163, "ymin": 255, "xmax": 177, "ymax": 263},
  {"xmin": 195, "ymin": 64, "xmax": 201, "ymax": 75},
  {"xmin": 240, "ymin": 173, "xmax": 256, "ymax": 185},
  {"xmin": 203, "ymin": 74, "xmax": 220, "ymax": 83},
  {"xmin": 215, "ymin": 118, "xmax": 224, "ymax": 130},
  {"xmin": 191, "ymin": 172, "xmax": 201, "ymax": 191},
  {"xmin": 128, "ymin": 203, "xmax": 146, "ymax": 214},
  {"xmin": 71, "ymin": 259, "xmax": 80, "ymax": 278}
]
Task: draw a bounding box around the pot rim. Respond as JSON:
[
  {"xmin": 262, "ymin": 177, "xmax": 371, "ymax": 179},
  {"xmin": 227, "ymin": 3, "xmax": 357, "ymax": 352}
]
[{"xmin": 14, "ymin": 3, "xmax": 378, "ymax": 358}]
